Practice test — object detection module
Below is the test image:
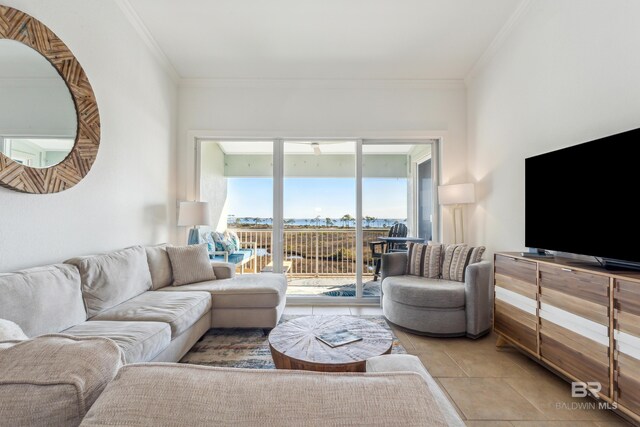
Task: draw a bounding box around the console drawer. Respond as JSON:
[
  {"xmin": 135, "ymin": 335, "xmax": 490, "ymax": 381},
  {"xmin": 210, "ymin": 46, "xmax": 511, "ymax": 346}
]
[
  {"xmin": 494, "ymin": 299, "xmax": 537, "ymax": 353},
  {"xmin": 539, "ymin": 264, "xmax": 609, "ymax": 306},
  {"xmin": 495, "ymin": 255, "xmax": 537, "ymax": 285},
  {"xmin": 541, "ymin": 319, "xmax": 610, "ymax": 398},
  {"xmin": 616, "ymin": 353, "xmax": 640, "ymax": 415}
]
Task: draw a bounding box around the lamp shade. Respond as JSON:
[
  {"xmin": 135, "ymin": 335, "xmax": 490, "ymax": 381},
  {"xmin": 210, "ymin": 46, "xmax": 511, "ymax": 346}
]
[
  {"xmin": 177, "ymin": 201, "xmax": 211, "ymax": 226},
  {"xmin": 438, "ymin": 183, "xmax": 475, "ymax": 205}
]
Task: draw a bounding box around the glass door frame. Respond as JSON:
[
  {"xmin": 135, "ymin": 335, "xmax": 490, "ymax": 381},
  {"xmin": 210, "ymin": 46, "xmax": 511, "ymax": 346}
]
[{"xmin": 195, "ymin": 136, "xmax": 440, "ymax": 305}]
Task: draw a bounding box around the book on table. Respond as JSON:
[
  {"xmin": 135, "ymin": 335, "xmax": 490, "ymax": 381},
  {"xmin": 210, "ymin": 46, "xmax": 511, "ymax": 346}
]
[{"xmin": 316, "ymin": 329, "xmax": 363, "ymax": 348}]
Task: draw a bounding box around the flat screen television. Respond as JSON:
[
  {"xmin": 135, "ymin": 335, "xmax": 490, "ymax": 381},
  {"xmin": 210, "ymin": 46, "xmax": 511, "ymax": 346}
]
[{"xmin": 525, "ymin": 127, "xmax": 640, "ymax": 266}]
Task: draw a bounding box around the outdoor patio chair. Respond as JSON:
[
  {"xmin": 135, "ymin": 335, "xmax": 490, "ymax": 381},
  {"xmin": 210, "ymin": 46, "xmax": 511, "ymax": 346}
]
[{"xmin": 369, "ymin": 222, "xmax": 408, "ymax": 281}]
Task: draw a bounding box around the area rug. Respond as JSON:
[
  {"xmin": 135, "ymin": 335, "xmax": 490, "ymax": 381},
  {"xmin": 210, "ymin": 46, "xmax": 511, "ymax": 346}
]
[
  {"xmin": 180, "ymin": 315, "xmax": 406, "ymax": 369},
  {"xmin": 322, "ymin": 282, "xmax": 380, "ymax": 297}
]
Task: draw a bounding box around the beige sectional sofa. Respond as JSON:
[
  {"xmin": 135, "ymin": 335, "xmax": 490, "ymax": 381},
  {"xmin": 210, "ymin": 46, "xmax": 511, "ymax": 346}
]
[
  {"xmin": 0, "ymin": 245, "xmax": 466, "ymax": 426},
  {"xmin": 0, "ymin": 244, "xmax": 287, "ymax": 363}
]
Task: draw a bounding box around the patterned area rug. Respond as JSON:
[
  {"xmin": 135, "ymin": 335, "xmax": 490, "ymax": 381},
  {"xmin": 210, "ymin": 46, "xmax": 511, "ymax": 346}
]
[
  {"xmin": 180, "ymin": 315, "xmax": 406, "ymax": 369},
  {"xmin": 322, "ymin": 283, "xmax": 380, "ymax": 297}
]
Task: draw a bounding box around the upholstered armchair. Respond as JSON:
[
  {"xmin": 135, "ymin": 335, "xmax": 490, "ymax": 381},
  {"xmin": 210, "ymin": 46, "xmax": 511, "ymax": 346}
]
[{"xmin": 380, "ymin": 252, "xmax": 493, "ymax": 339}]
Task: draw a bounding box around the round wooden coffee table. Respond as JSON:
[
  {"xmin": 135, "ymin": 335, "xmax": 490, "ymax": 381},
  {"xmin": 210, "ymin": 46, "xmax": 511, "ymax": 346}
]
[{"xmin": 268, "ymin": 316, "xmax": 393, "ymax": 372}]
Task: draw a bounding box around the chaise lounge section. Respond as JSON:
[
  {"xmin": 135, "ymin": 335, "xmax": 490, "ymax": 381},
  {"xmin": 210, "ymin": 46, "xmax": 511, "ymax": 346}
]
[{"xmin": 0, "ymin": 244, "xmax": 287, "ymax": 364}]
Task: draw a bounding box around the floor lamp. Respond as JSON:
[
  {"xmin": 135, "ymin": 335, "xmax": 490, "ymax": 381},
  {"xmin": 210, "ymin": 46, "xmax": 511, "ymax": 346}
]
[
  {"xmin": 178, "ymin": 201, "xmax": 211, "ymax": 245},
  {"xmin": 438, "ymin": 184, "xmax": 475, "ymax": 244}
]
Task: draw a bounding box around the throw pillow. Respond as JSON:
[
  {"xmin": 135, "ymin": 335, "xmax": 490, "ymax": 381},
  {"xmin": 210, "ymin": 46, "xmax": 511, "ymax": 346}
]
[
  {"xmin": 209, "ymin": 231, "xmax": 236, "ymax": 253},
  {"xmin": 224, "ymin": 230, "xmax": 240, "ymax": 252},
  {"xmin": 442, "ymin": 244, "xmax": 486, "ymax": 282},
  {"xmin": 406, "ymin": 243, "xmax": 443, "ymax": 278},
  {"xmin": 166, "ymin": 244, "xmax": 217, "ymax": 286},
  {"xmin": 0, "ymin": 319, "xmax": 28, "ymax": 341}
]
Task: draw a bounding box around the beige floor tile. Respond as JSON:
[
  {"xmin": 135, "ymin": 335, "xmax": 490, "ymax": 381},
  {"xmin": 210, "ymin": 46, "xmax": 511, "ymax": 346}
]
[
  {"xmin": 311, "ymin": 306, "xmax": 351, "ymax": 315},
  {"xmin": 349, "ymin": 306, "xmax": 383, "ymax": 316},
  {"xmin": 283, "ymin": 306, "xmax": 313, "ymax": 315},
  {"xmin": 594, "ymin": 418, "xmax": 634, "ymax": 426},
  {"xmin": 511, "ymin": 422, "xmax": 598, "ymax": 427},
  {"xmin": 504, "ymin": 375, "xmax": 618, "ymax": 422},
  {"xmin": 439, "ymin": 378, "xmax": 545, "ymax": 421},
  {"xmin": 411, "ymin": 349, "xmax": 468, "ymax": 378},
  {"xmin": 387, "ymin": 326, "xmax": 416, "ymax": 351},
  {"xmin": 434, "ymin": 378, "xmax": 467, "ymax": 421},
  {"xmin": 464, "ymin": 422, "xmax": 513, "ymax": 427},
  {"xmin": 444, "ymin": 347, "xmax": 531, "ymax": 378}
]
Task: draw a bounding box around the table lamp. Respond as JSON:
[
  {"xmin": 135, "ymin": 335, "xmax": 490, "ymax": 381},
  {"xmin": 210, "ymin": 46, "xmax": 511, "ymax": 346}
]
[
  {"xmin": 177, "ymin": 201, "xmax": 211, "ymax": 245},
  {"xmin": 438, "ymin": 183, "xmax": 475, "ymax": 244}
]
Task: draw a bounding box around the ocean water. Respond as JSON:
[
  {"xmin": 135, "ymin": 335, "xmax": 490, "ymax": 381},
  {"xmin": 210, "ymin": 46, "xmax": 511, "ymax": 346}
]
[{"xmin": 228, "ymin": 218, "xmax": 406, "ymax": 227}]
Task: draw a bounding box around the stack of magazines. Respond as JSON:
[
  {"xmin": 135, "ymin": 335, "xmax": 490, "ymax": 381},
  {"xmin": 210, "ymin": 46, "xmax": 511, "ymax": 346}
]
[{"xmin": 316, "ymin": 329, "xmax": 362, "ymax": 347}]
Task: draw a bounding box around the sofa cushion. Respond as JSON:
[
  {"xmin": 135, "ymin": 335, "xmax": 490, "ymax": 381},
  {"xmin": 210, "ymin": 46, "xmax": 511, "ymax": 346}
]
[
  {"xmin": 0, "ymin": 264, "xmax": 86, "ymax": 337},
  {"xmin": 0, "ymin": 334, "xmax": 124, "ymax": 427},
  {"xmin": 406, "ymin": 242, "xmax": 442, "ymax": 278},
  {"xmin": 145, "ymin": 244, "xmax": 173, "ymax": 290},
  {"xmin": 366, "ymin": 355, "xmax": 464, "ymax": 427},
  {"xmin": 159, "ymin": 273, "xmax": 286, "ymax": 309},
  {"xmin": 91, "ymin": 291, "xmax": 212, "ymax": 338},
  {"xmin": 80, "ymin": 364, "xmax": 448, "ymax": 427},
  {"xmin": 442, "ymin": 244, "xmax": 486, "ymax": 282},
  {"xmin": 166, "ymin": 244, "xmax": 217, "ymax": 286},
  {"xmin": 382, "ymin": 275, "xmax": 465, "ymax": 308},
  {"xmin": 63, "ymin": 321, "xmax": 171, "ymax": 363},
  {"xmin": 66, "ymin": 246, "xmax": 152, "ymax": 318}
]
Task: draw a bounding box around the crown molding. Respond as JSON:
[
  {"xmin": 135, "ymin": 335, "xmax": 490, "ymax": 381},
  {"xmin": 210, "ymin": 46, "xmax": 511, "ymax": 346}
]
[
  {"xmin": 464, "ymin": 0, "xmax": 533, "ymax": 84},
  {"xmin": 179, "ymin": 78, "xmax": 465, "ymax": 90},
  {"xmin": 115, "ymin": 0, "xmax": 180, "ymax": 83}
]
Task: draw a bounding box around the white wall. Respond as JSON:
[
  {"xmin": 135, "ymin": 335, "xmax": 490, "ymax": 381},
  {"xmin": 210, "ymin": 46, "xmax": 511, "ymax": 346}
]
[
  {"xmin": 466, "ymin": 0, "xmax": 640, "ymax": 254},
  {"xmin": 0, "ymin": 0, "xmax": 177, "ymax": 271},
  {"xmin": 200, "ymin": 142, "xmax": 228, "ymax": 232},
  {"xmin": 179, "ymin": 81, "xmax": 467, "ymax": 243}
]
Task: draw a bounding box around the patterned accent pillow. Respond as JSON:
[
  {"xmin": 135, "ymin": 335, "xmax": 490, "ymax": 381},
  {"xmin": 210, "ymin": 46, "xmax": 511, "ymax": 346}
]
[
  {"xmin": 406, "ymin": 243, "xmax": 443, "ymax": 278},
  {"xmin": 224, "ymin": 230, "xmax": 240, "ymax": 252},
  {"xmin": 166, "ymin": 244, "xmax": 217, "ymax": 286},
  {"xmin": 207, "ymin": 231, "xmax": 236, "ymax": 253},
  {"xmin": 442, "ymin": 244, "xmax": 486, "ymax": 282}
]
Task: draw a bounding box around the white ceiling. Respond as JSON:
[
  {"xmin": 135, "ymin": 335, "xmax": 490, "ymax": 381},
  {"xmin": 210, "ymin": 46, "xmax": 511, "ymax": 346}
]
[{"xmin": 126, "ymin": 0, "xmax": 524, "ymax": 80}]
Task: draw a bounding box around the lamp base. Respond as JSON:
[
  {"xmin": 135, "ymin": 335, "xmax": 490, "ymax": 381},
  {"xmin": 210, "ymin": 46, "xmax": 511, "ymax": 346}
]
[{"xmin": 187, "ymin": 228, "xmax": 200, "ymax": 245}]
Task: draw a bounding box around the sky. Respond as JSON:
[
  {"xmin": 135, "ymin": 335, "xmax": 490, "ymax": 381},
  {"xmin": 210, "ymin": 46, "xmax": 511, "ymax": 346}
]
[{"xmin": 226, "ymin": 177, "xmax": 407, "ymax": 219}]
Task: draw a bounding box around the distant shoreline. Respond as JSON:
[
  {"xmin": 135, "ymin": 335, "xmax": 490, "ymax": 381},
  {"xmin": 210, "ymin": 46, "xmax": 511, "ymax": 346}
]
[{"xmin": 228, "ymin": 218, "xmax": 407, "ymax": 228}]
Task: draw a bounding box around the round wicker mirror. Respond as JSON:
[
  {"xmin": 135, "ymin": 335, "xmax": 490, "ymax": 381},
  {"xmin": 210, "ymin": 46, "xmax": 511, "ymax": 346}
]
[{"xmin": 0, "ymin": 5, "xmax": 100, "ymax": 193}]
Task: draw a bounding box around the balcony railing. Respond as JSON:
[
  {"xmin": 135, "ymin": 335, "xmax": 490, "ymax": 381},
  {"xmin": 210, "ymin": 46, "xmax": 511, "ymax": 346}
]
[{"xmin": 230, "ymin": 228, "xmax": 388, "ymax": 276}]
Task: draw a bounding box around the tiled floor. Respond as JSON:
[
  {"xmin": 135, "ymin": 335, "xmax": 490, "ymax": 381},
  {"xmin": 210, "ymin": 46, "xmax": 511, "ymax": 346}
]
[{"xmin": 283, "ymin": 305, "xmax": 633, "ymax": 427}]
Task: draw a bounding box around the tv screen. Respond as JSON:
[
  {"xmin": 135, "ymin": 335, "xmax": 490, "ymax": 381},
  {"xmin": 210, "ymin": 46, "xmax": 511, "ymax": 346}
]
[{"xmin": 525, "ymin": 127, "xmax": 640, "ymax": 263}]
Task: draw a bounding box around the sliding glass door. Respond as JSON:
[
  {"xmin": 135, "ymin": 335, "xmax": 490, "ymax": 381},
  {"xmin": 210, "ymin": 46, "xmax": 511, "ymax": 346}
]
[
  {"xmin": 283, "ymin": 141, "xmax": 357, "ymax": 297},
  {"xmin": 198, "ymin": 138, "xmax": 438, "ymax": 302}
]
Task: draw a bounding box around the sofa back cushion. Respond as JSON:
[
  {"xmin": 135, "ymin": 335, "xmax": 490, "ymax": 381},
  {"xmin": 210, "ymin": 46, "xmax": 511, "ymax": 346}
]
[
  {"xmin": 0, "ymin": 264, "xmax": 86, "ymax": 336},
  {"xmin": 66, "ymin": 246, "xmax": 152, "ymax": 318},
  {"xmin": 145, "ymin": 244, "xmax": 173, "ymax": 290}
]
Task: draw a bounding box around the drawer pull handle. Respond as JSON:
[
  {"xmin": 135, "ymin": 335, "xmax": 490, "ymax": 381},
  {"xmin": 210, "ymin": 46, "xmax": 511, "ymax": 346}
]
[{"xmin": 561, "ymin": 268, "xmax": 573, "ymax": 272}]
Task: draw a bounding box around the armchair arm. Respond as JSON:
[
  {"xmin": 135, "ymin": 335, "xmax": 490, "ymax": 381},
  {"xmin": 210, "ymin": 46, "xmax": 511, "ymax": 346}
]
[
  {"xmin": 463, "ymin": 261, "xmax": 493, "ymax": 338},
  {"xmin": 381, "ymin": 252, "xmax": 407, "ymax": 283},
  {"xmin": 211, "ymin": 262, "xmax": 235, "ymax": 279},
  {"xmin": 0, "ymin": 334, "xmax": 124, "ymax": 426}
]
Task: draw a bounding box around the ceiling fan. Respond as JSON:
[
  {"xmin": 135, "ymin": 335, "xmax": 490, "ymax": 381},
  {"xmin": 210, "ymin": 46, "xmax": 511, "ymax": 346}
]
[{"xmin": 311, "ymin": 142, "xmax": 321, "ymax": 156}]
